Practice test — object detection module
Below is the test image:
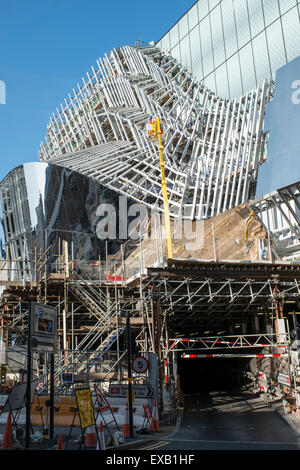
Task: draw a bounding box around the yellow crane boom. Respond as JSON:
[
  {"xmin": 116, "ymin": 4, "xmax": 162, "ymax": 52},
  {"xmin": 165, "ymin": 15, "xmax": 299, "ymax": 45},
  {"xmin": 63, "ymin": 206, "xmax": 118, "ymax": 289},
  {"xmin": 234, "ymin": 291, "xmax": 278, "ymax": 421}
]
[{"xmin": 153, "ymin": 117, "xmax": 173, "ymax": 259}]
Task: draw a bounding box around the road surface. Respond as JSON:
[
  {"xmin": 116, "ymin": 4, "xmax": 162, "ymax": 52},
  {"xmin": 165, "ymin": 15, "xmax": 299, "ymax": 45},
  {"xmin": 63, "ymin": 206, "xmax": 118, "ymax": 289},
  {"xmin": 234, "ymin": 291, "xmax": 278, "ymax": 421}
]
[{"xmin": 136, "ymin": 390, "xmax": 300, "ymax": 451}]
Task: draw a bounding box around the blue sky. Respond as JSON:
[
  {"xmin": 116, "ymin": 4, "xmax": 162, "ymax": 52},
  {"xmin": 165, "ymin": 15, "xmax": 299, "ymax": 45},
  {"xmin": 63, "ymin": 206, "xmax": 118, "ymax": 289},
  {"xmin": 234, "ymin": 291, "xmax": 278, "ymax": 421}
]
[{"xmin": 0, "ymin": 0, "xmax": 194, "ymax": 182}]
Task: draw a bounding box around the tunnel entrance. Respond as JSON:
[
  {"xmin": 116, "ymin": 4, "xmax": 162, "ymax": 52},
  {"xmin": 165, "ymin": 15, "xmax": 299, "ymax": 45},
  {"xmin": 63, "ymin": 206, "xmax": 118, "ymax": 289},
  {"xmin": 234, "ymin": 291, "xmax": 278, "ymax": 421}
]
[{"xmin": 177, "ymin": 355, "xmax": 254, "ymax": 394}]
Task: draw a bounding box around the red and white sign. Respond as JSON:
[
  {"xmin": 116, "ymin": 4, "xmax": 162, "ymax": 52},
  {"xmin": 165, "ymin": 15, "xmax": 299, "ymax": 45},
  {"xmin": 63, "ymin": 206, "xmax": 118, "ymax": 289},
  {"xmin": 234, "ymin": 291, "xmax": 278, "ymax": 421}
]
[
  {"xmin": 109, "ymin": 383, "xmax": 153, "ymax": 398},
  {"xmin": 94, "ymin": 384, "xmax": 110, "ymax": 412},
  {"xmin": 132, "ymin": 356, "xmax": 149, "ymax": 374},
  {"xmin": 277, "ymin": 372, "xmax": 291, "ymax": 387},
  {"xmin": 144, "ymin": 405, "xmax": 156, "ymax": 431}
]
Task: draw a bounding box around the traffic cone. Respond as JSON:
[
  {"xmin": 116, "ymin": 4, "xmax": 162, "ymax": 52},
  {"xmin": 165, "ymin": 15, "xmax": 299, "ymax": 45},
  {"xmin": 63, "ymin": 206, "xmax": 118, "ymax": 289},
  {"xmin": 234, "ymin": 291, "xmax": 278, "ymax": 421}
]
[
  {"xmin": 85, "ymin": 425, "xmax": 97, "ymax": 447},
  {"xmin": 96, "ymin": 421, "xmax": 106, "ymax": 450},
  {"xmin": 1, "ymin": 411, "xmax": 13, "ymax": 449},
  {"xmin": 57, "ymin": 435, "xmax": 63, "ymax": 450},
  {"xmin": 122, "ymin": 402, "xmax": 130, "ymax": 437},
  {"xmin": 152, "ymin": 400, "xmax": 160, "ymax": 432}
]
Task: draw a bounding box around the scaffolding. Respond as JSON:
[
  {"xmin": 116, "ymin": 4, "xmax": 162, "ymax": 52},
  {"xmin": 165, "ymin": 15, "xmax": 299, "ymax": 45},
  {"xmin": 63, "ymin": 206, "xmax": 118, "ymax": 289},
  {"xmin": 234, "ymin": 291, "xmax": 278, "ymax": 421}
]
[{"xmin": 1, "ymin": 240, "xmax": 300, "ymax": 411}]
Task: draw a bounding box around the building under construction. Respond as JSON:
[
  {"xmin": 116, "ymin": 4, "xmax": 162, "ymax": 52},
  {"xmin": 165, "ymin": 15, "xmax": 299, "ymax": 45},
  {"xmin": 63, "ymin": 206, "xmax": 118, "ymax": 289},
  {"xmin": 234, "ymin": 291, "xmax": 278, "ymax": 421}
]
[{"xmin": 1, "ymin": 1, "xmax": 300, "ymax": 422}]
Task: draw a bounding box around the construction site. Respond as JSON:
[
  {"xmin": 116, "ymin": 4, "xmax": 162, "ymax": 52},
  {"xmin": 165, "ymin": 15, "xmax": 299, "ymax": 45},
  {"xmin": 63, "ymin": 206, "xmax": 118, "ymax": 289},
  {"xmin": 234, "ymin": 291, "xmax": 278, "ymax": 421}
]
[{"xmin": 1, "ymin": 37, "xmax": 300, "ymax": 450}]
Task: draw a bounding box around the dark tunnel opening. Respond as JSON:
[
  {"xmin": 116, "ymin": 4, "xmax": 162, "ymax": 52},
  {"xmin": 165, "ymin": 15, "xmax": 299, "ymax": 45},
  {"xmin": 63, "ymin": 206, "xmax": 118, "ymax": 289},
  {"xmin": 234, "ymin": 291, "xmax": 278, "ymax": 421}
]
[{"xmin": 177, "ymin": 355, "xmax": 253, "ymax": 394}]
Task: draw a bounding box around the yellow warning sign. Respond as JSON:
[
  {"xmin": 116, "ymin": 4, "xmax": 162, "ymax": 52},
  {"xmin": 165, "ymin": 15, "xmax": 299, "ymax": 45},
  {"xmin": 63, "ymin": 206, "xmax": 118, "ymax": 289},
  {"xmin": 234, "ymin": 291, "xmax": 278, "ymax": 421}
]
[{"xmin": 75, "ymin": 388, "xmax": 95, "ymax": 429}]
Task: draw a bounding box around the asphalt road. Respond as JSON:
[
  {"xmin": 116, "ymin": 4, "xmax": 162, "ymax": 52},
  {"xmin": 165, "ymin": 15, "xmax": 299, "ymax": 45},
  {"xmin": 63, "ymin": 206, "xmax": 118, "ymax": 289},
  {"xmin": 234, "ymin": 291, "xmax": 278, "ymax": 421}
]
[{"xmin": 136, "ymin": 390, "xmax": 300, "ymax": 451}]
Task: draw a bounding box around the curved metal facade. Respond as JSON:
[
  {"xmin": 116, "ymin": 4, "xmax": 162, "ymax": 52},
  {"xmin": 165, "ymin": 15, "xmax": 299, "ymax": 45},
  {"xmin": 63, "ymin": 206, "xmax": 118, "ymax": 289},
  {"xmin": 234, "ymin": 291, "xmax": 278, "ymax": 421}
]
[{"xmin": 0, "ymin": 163, "xmax": 137, "ymax": 281}]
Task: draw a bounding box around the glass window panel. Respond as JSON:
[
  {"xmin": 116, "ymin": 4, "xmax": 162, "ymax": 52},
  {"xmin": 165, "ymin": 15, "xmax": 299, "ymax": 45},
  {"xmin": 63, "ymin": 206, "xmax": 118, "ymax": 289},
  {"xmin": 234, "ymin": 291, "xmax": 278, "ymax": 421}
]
[
  {"xmin": 190, "ymin": 25, "xmax": 204, "ymax": 79},
  {"xmin": 221, "ymin": 0, "xmax": 239, "ymax": 58},
  {"xmin": 278, "ymin": 0, "xmax": 296, "ymax": 14},
  {"xmin": 179, "ymin": 14, "xmax": 189, "ymax": 40},
  {"xmin": 208, "ymin": 0, "xmax": 219, "ymax": 10},
  {"xmin": 204, "ymin": 72, "xmax": 217, "ymax": 93},
  {"xmin": 171, "ymin": 44, "xmax": 181, "ymax": 65},
  {"xmin": 210, "ymin": 5, "xmax": 226, "ymax": 68},
  {"xmin": 188, "ymin": 3, "xmax": 199, "ymax": 29},
  {"xmin": 169, "ymin": 23, "xmax": 179, "ymax": 48},
  {"xmin": 226, "ymin": 53, "xmax": 243, "ymax": 98},
  {"xmin": 215, "ymin": 63, "xmax": 230, "ymax": 98},
  {"xmin": 281, "ymin": 6, "xmax": 300, "ymax": 62},
  {"xmin": 198, "ymin": 0, "xmax": 209, "ymax": 20},
  {"xmin": 252, "ymin": 32, "xmax": 271, "ymax": 84},
  {"xmin": 266, "ymin": 19, "xmax": 287, "ymax": 76},
  {"xmin": 239, "ymin": 43, "xmax": 257, "ymax": 93},
  {"xmin": 199, "ymin": 15, "xmax": 214, "ymax": 76},
  {"xmin": 160, "ymin": 34, "xmax": 171, "ymax": 53},
  {"xmin": 180, "ymin": 35, "xmax": 192, "ymax": 70},
  {"xmin": 247, "ymin": 0, "xmax": 264, "ymax": 37},
  {"xmin": 233, "ymin": 0, "xmax": 251, "ymax": 48},
  {"xmin": 261, "ymin": 0, "xmax": 280, "ymax": 26}
]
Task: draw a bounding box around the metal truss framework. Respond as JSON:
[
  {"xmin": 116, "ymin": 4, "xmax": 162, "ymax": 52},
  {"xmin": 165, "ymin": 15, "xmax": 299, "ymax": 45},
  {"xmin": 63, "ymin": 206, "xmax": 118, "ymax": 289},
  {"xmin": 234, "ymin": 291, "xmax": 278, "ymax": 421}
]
[
  {"xmin": 165, "ymin": 334, "xmax": 289, "ymax": 354},
  {"xmin": 251, "ymin": 181, "xmax": 300, "ymax": 261},
  {"xmin": 40, "ymin": 45, "xmax": 272, "ymax": 220},
  {"xmin": 142, "ymin": 260, "xmax": 300, "ymax": 364}
]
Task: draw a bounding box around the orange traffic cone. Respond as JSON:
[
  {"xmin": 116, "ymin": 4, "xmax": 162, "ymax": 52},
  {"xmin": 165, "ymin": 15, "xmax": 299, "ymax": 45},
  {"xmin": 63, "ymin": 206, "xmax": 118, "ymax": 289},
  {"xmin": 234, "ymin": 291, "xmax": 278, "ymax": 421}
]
[
  {"xmin": 96, "ymin": 421, "xmax": 106, "ymax": 450},
  {"xmin": 152, "ymin": 400, "xmax": 160, "ymax": 432},
  {"xmin": 57, "ymin": 435, "xmax": 63, "ymax": 450},
  {"xmin": 122, "ymin": 402, "xmax": 130, "ymax": 437},
  {"xmin": 85, "ymin": 425, "xmax": 97, "ymax": 447},
  {"xmin": 1, "ymin": 411, "xmax": 13, "ymax": 449}
]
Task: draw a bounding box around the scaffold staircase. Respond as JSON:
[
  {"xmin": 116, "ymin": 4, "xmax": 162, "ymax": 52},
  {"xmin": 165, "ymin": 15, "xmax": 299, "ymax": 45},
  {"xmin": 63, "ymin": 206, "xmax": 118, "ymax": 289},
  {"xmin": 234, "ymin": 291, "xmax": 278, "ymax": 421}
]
[
  {"xmin": 36, "ymin": 279, "xmax": 122, "ymax": 390},
  {"xmin": 78, "ymin": 327, "xmax": 125, "ymax": 374}
]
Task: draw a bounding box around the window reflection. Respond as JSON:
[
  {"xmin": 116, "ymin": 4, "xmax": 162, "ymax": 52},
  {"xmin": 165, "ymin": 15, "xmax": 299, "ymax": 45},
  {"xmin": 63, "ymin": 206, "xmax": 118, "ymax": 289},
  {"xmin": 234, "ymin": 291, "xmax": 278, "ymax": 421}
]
[{"xmin": 156, "ymin": 0, "xmax": 300, "ymax": 99}]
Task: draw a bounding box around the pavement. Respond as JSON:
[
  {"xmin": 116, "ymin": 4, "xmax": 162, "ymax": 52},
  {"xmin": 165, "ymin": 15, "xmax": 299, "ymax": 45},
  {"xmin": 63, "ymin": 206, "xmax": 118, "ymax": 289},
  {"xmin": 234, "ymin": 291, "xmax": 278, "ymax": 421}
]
[
  {"xmin": 270, "ymin": 398, "xmax": 300, "ymax": 436},
  {"xmin": 0, "ymin": 409, "xmax": 180, "ymax": 451}
]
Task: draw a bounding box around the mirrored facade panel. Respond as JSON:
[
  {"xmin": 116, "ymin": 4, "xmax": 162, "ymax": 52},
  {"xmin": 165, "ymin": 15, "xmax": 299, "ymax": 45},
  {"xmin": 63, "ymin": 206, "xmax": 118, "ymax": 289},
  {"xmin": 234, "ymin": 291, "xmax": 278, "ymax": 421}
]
[
  {"xmin": 169, "ymin": 23, "xmax": 179, "ymax": 48},
  {"xmin": 199, "ymin": 15, "xmax": 214, "ymax": 76},
  {"xmin": 179, "ymin": 14, "xmax": 189, "ymax": 39},
  {"xmin": 180, "ymin": 35, "xmax": 191, "ymax": 69},
  {"xmin": 281, "ymin": 6, "xmax": 300, "ymax": 62},
  {"xmin": 226, "ymin": 53, "xmax": 242, "ymax": 98},
  {"xmin": 203, "ymin": 71, "xmax": 217, "ymax": 94},
  {"xmin": 252, "ymin": 32, "xmax": 271, "ymax": 85},
  {"xmin": 262, "ymin": 0, "xmax": 280, "ymax": 26},
  {"xmin": 197, "ymin": 0, "xmax": 209, "ymax": 20},
  {"xmin": 189, "ymin": 25, "xmax": 203, "ymax": 78},
  {"xmin": 278, "ymin": 0, "xmax": 297, "ymax": 14},
  {"xmin": 210, "ymin": 5, "xmax": 226, "ymax": 68},
  {"xmin": 234, "ymin": 0, "xmax": 251, "ymax": 49},
  {"xmin": 239, "ymin": 43, "xmax": 257, "ymax": 93},
  {"xmin": 0, "ymin": 163, "xmax": 141, "ymax": 281},
  {"xmin": 188, "ymin": 2, "xmax": 199, "ymax": 29},
  {"xmin": 220, "ymin": 0, "xmax": 238, "ymax": 59},
  {"xmin": 160, "ymin": 34, "xmax": 171, "ymax": 52},
  {"xmin": 215, "ymin": 62, "xmax": 230, "ymax": 97},
  {"xmin": 266, "ymin": 19, "xmax": 287, "ymax": 73},
  {"xmin": 156, "ymin": 0, "xmax": 300, "ymax": 98},
  {"xmin": 247, "ymin": 0, "xmax": 265, "ymax": 37}
]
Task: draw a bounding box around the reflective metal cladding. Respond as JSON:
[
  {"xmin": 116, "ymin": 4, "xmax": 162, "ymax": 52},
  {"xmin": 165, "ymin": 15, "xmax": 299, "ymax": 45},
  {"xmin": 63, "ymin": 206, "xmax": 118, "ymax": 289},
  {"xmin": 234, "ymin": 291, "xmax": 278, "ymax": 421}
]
[
  {"xmin": 256, "ymin": 55, "xmax": 300, "ymax": 196},
  {"xmin": 0, "ymin": 163, "xmax": 136, "ymax": 281},
  {"xmin": 156, "ymin": 0, "xmax": 300, "ymax": 99}
]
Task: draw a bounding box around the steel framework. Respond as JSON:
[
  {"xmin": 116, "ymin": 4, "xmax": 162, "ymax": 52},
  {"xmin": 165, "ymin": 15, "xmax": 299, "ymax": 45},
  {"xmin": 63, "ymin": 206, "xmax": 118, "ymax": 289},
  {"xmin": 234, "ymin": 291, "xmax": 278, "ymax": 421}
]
[
  {"xmin": 251, "ymin": 181, "xmax": 300, "ymax": 261},
  {"xmin": 39, "ymin": 45, "xmax": 272, "ymax": 220}
]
